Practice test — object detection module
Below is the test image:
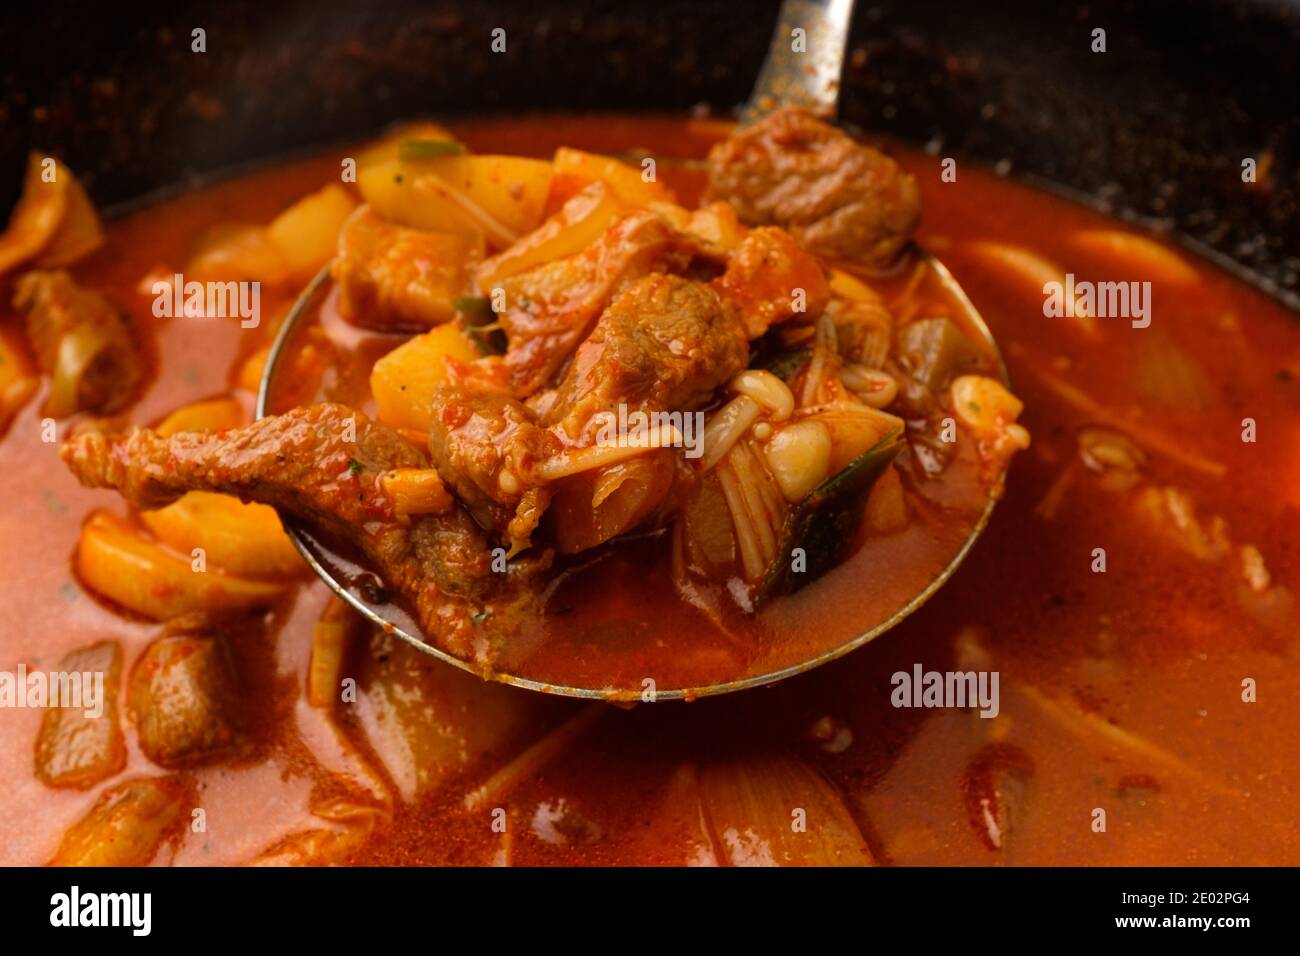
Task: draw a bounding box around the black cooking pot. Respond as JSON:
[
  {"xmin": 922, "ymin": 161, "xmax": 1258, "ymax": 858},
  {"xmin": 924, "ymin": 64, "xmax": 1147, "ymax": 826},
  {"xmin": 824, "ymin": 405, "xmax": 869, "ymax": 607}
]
[{"xmin": 1, "ymin": 0, "xmax": 1296, "ymax": 305}]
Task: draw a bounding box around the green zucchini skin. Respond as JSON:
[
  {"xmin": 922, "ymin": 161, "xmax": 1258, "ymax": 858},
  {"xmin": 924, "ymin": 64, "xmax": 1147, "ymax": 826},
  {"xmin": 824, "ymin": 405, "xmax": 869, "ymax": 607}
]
[
  {"xmin": 453, "ymin": 295, "xmax": 506, "ymax": 355},
  {"xmin": 757, "ymin": 426, "xmax": 904, "ymax": 604}
]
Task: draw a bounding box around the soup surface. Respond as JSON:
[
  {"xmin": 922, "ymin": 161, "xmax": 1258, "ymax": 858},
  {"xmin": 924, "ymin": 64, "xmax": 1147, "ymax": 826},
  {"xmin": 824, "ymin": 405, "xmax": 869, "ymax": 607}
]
[{"xmin": 0, "ymin": 115, "xmax": 1295, "ymax": 865}]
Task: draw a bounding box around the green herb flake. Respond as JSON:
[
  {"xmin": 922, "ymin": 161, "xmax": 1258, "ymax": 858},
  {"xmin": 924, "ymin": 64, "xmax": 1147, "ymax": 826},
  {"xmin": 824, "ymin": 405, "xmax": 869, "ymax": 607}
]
[
  {"xmin": 398, "ymin": 139, "xmax": 466, "ymax": 161},
  {"xmin": 347, "ymin": 458, "xmax": 365, "ymax": 476},
  {"xmin": 452, "ymin": 295, "xmax": 492, "ymax": 316}
]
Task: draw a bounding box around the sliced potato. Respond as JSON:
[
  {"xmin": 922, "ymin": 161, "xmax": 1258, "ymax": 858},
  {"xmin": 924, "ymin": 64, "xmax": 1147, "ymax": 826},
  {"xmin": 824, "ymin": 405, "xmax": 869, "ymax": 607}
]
[
  {"xmin": 76, "ymin": 510, "xmax": 287, "ymax": 619},
  {"xmin": 155, "ymin": 396, "xmax": 244, "ymax": 436},
  {"xmin": 140, "ymin": 492, "xmax": 304, "ymax": 579},
  {"xmin": 553, "ymin": 147, "xmax": 676, "ymax": 206},
  {"xmin": 358, "ymin": 159, "xmax": 486, "ymax": 241},
  {"xmin": 370, "ymin": 323, "xmax": 480, "ymax": 432},
  {"xmin": 147, "ymin": 396, "xmax": 300, "ymax": 578},
  {"xmin": 359, "ymin": 153, "xmax": 550, "ymax": 247},
  {"xmin": 411, "ymin": 155, "xmax": 553, "ymax": 237},
  {"xmin": 266, "ymin": 183, "xmax": 357, "ymax": 281},
  {"xmin": 186, "ymin": 223, "xmax": 291, "ymax": 286}
]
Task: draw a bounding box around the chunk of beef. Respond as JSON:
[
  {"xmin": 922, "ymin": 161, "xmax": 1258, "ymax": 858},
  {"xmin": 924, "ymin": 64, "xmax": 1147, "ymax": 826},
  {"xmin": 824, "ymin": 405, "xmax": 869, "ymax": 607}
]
[
  {"xmin": 706, "ymin": 107, "xmax": 921, "ymax": 267},
  {"xmin": 427, "ymin": 388, "xmax": 560, "ymax": 552},
  {"xmin": 546, "ymin": 274, "xmax": 750, "ymax": 439},
  {"xmin": 711, "ymin": 226, "xmax": 830, "ymax": 338},
  {"xmin": 333, "ymin": 205, "xmax": 482, "ymax": 330},
  {"xmin": 494, "ymin": 211, "xmax": 694, "ymax": 396},
  {"xmin": 15, "ymin": 269, "xmax": 144, "ymax": 417},
  {"xmin": 34, "ymin": 640, "xmax": 125, "ymax": 789},
  {"xmin": 62, "ymin": 401, "xmax": 423, "ymax": 518},
  {"xmin": 129, "ymin": 630, "xmax": 246, "ymax": 769},
  {"xmin": 60, "ymin": 403, "xmax": 546, "ymax": 662}
]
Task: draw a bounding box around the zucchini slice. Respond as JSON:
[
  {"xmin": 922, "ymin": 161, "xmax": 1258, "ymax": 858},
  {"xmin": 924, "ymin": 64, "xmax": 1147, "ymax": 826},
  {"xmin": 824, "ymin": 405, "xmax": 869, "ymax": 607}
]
[{"xmin": 757, "ymin": 426, "xmax": 904, "ymax": 603}]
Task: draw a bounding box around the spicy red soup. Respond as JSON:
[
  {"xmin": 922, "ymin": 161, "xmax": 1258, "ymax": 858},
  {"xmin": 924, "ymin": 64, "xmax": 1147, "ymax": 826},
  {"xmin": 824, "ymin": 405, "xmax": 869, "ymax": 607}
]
[{"xmin": 0, "ymin": 114, "xmax": 1295, "ymax": 866}]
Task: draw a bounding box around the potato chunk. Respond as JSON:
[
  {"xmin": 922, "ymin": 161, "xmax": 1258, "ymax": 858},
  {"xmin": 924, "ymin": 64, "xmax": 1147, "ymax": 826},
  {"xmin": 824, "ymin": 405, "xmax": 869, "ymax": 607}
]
[
  {"xmin": 129, "ymin": 633, "xmax": 246, "ymax": 769},
  {"xmin": 553, "ymin": 147, "xmax": 675, "ymax": 207},
  {"xmin": 49, "ymin": 776, "xmax": 188, "ymax": 866},
  {"xmin": 369, "ymin": 322, "xmax": 481, "ymax": 431},
  {"xmin": 34, "ymin": 641, "xmax": 125, "ymax": 789},
  {"xmin": 75, "ymin": 510, "xmax": 287, "ymax": 619},
  {"xmin": 185, "ymin": 223, "xmax": 290, "ymax": 286},
  {"xmin": 267, "ymin": 184, "xmax": 356, "ymax": 281},
  {"xmin": 140, "ymin": 491, "xmax": 305, "ymax": 579}
]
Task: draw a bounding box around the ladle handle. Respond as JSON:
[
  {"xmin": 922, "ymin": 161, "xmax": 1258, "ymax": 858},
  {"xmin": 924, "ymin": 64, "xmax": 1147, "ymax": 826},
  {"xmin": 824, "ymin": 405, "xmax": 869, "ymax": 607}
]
[{"xmin": 740, "ymin": 0, "xmax": 856, "ymax": 125}]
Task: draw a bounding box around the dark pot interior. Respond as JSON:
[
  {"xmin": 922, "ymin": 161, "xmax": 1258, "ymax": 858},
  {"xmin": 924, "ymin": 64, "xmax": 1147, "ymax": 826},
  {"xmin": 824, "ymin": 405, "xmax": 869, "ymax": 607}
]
[{"xmin": 1, "ymin": 0, "xmax": 1297, "ymax": 305}]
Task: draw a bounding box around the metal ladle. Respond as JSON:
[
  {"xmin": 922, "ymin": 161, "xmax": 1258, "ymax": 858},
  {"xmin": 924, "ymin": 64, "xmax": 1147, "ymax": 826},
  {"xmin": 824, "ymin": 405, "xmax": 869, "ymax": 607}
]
[{"xmin": 259, "ymin": 0, "xmax": 1011, "ymax": 700}]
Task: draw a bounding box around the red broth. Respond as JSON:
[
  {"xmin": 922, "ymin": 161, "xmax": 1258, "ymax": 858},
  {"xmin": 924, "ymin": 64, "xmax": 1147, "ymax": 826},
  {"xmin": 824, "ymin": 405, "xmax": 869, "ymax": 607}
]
[{"xmin": 0, "ymin": 115, "xmax": 1295, "ymax": 865}]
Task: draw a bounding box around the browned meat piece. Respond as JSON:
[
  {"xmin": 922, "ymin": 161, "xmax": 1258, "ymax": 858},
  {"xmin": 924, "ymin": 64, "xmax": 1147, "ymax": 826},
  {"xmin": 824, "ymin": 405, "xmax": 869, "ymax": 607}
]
[
  {"xmin": 34, "ymin": 640, "xmax": 125, "ymax": 789},
  {"xmin": 15, "ymin": 269, "xmax": 145, "ymax": 417},
  {"xmin": 427, "ymin": 388, "xmax": 560, "ymax": 552},
  {"xmin": 129, "ymin": 631, "xmax": 246, "ymax": 769},
  {"xmin": 711, "ymin": 226, "xmax": 830, "ymax": 338},
  {"xmin": 60, "ymin": 403, "xmax": 546, "ymax": 662},
  {"xmin": 48, "ymin": 776, "xmax": 190, "ymax": 866},
  {"xmin": 332, "ymin": 205, "xmax": 482, "ymax": 330},
  {"xmin": 706, "ymin": 107, "xmax": 921, "ymax": 267},
  {"xmin": 62, "ymin": 401, "xmax": 423, "ymax": 517},
  {"xmin": 547, "ymin": 274, "xmax": 750, "ymax": 439},
  {"xmin": 495, "ymin": 211, "xmax": 694, "ymax": 396}
]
